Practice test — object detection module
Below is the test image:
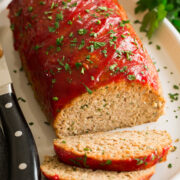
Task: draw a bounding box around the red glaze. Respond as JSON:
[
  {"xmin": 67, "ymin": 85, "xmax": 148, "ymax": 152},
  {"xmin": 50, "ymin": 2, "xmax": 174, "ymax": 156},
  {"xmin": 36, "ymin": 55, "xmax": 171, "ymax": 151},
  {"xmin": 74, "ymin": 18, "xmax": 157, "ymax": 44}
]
[
  {"xmin": 54, "ymin": 144, "xmax": 171, "ymax": 172},
  {"xmin": 42, "ymin": 173, "xmax": 59, "ymax": 180},
  {"xmin": 8, "ymin": 0, "xmax": 159, "ymax": 120}
]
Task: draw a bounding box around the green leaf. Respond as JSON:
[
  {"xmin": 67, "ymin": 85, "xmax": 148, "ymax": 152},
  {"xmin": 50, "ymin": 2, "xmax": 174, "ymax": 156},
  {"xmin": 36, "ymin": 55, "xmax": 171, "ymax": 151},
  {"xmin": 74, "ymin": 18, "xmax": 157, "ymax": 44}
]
[
  {"xmin": 135, "ymin": 0, "xmax": 159, "ymax": 13},
  {"xmin": 83, "ymin": 84, "xmax": 92, "ymax": 94},
  {"xmin": 135, "ymin": 0, "xmax": 180, "ymax": 37},
  {"xmin": 140, "ymin": 4, "xmax": 167, "ymax": 39},
  {"xmin": 172, "ymin": 18, "xmax": 180, "ymax": 31}
]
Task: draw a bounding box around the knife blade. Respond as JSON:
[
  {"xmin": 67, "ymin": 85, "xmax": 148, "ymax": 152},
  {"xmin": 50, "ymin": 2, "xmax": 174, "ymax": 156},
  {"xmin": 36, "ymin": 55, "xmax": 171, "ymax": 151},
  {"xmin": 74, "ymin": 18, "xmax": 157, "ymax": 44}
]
[{"xmin": 0, "ymin": 52, "xmax": 40, "ymax": 180}]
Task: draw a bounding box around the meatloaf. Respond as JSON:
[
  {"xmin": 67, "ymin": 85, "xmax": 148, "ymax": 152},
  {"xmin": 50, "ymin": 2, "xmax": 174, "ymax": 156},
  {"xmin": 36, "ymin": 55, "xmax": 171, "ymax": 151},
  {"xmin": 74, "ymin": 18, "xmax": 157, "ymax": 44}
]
[
  {"xmin": 8, "ymin": 0, "xmax": 165, "ymax": 136},
  {"xmin": 54, "ymin": 130, "xmax": 172, "ymax": 171},
  {"xmin": 41, "ymin": 156, "xmax": 156, "ymax": 180}
]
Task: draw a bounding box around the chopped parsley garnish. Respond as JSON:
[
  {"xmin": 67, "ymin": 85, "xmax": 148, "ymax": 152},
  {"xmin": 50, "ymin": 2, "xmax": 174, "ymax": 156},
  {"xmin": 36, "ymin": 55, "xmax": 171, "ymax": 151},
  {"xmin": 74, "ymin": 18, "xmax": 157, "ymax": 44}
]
[
  {"xmin": 83, "ymin": 84, "xmax": 92, "ymax": 94},
  {"xmin": 169, "ymin": 93, "xmax": 179, "ymax": 102},
  {"xmin": 48, "ymin": 16, "xmax": 53, "ymax": 20},
  {"xmin": 89, "ymin": 41, "xmax": 106, "ymax": 50},
  {"xmin": 96, "ymin": 20, "xmax": 101, "ymax": 24},
  {"xmin": 68, "ymin": 20, "xmax": 73, "ymax": 25},
  {"xmin": 70, "ymin": 2, "xmax": 77, "ymax": 7},
  {"xmin": 86, "ymin": 55, "xmax": 91, "ymax": 59},
  {"xmin": 156, "ymin": 45, "xmax": 161, "ymax": 50},
  {"xmin": 85, "ymin": 9, "xmax": 90, "ymax": 13},
  {"xmin": 57, "ymin": 47, "xmax": 61, "ymax": 52},
  {"xmin": 56, "ymin": 12, "xmax": 64, "ymax": 21},
  {"xmin": 134, "ymin": 19, "xmax": 141, "ymax": 24},
  {"xmin": 127, "ymin": 75, "xmax": 136, "ymax": 81},
  {"xmin": 40, "ymin": 1, "xmax": 46, "ymax": 5},
  {"xmin": 65, "ymin": 63, "xmax": 71, "ymax": 73},
  {"xmin": 54, "ymin": 22, "xmax": 59, "ymax": 29},
  {"xmin": 173, "ymin": 85, "xmax": 179, "ymax": 90},
  {"xmin": 17, "ymin": 97, "xmax": 26, "ymax": 103},
  {"xmin": 69, "ymin": 32, "xmax": 74, "ymax": 37},
  {"xmin": 120, "ymin": 66, "xmax": 128, "ymax": 72},
  {"xmin": 52, "ymin": 96, "xmax": 59, "ymax": 101},
  {"xmin": 90, "ymin": 32, "xmax": 97, "ymax": 38},
  {"xmin": 56, "ymin": 36, "xmax": 64, "ymax": 46},
  {"xmin": 151, "ymin": 154, "xmax": 155, "ymax": 161},
  {"xmin": 135, "ymin": 158, "xmax": 144, "ymax": 165},
  {"xmin": 29, "ymin": 122, "xmax": 34, "ymax": 126},
  {"xmin": 98, "ymin": 7, "xmax": 108, "ymax": 11},
  {"xmin": 102, "ymin": 49, "xmax": 107, "ymax": 57},
  {"xmin": 15, "ymin": 8, "xmax": 22, "ymax": 17},
  {"xmin": 109, "ymin": 64, "xmax": 118, "ymax": 71},
  {"xmin": 120, "ymin": 20, "xmax": 130, "ymax": 27},
  {"xmin": 108, "ymin": 30, "xmax": 116, "ymax": 34},
  {"xmin": 124, "ymin": 51, "xmax": 133, "ymax": 61},
  {"xmin": 79, "ymin": 40, "xmax": 85, "ymax": 50},
  {"xmin": 44, "ymin": 11, "xmax": 52, "ymax": 15},
  {"xmin": 44, "ymin": 121, "xmax": 50, "ymax": 125},
  {"xmin": 149, "ymin": 41, "xmax": 153, "ymax": 45},
  {"xmin": 78, "ymin": 29, "xmax": 87, "ymax": 35},
  {"xmin": 61, "ymin": 140, "xmax": 66, "ymax": 144},
  {"xmin": 10, "ymin": 24, "xmax": 15, "ymax": 31},
  {"xmin": 105, "ymin": 160, "xmax": 112, "ymax": 165},
  {"xmin": 48, "ymin": 27, "xmax": 56, "ymax": 32},
  {"xmin": 34, "ymin": 45, "xmax": 42, "ymax": 50},
  {"xmin": 91, "ymin": 76, "xmax": 95, "ymax": 81},
  {"xmin": 28, "ymin": 6, "xmax": 33, "ymax": 12},
  {"xmin": 84, "ymin": 147, "xmax": 90, "ymax": 151},
  {"xmin": 71, "ymin": 38, "xmax": 77, "ymax": 43},
  {"xmin": 121, "ymin": 34, "xmax": 126, "ymax": 38},
  {"xmin": 52, "ymin": 79, "xmax": 56, "ymax": 84},
  {"xmin": 75, "ymin": 62, "xmax": 82, "ymax": 69},
  {"xmin": 81, "ymin": 67, "xmax": 85, "ymax": 74},
  {"xmin": 87, "ymin": 44, "xmax": 94, "ymax": 52}
]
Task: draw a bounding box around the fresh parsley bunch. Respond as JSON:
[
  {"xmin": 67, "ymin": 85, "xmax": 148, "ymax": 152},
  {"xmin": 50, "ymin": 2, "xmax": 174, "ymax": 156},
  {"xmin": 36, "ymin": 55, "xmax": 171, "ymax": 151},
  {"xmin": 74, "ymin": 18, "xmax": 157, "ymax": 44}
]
[{"xmin": 135, "ymin": 0, "xmax": 180, "ymax": 39}]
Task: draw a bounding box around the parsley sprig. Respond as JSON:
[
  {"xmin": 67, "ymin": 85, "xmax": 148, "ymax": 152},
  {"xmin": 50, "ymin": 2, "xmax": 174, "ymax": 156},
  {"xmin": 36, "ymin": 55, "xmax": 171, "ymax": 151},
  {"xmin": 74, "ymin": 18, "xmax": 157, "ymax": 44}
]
[{"xmin": 135, "ymin": 0, "xmax": 180, "ymax": 39}]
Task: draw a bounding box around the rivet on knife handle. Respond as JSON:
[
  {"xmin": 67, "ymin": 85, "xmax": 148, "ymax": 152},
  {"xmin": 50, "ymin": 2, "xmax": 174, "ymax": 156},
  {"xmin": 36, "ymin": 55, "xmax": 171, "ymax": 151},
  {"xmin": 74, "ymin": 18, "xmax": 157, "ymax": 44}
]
[{"xmin": 0, "ymin": 84, "xmax": 40, "ymax": 180}]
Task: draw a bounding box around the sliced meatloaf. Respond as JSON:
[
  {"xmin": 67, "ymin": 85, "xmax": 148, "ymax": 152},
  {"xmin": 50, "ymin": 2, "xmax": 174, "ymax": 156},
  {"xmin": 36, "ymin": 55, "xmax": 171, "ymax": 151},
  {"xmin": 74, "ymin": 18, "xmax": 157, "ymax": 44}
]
[
  {"xmin": 41, "ymin": 156, "xmax": 155, "ymax": 180},
  {"xmin": 8, "ymin": 0, "xmax": 165, "ymax": 136},
  {"xmin": 54, "ymin": 130, "xmax": 172, "ymax": 171}
]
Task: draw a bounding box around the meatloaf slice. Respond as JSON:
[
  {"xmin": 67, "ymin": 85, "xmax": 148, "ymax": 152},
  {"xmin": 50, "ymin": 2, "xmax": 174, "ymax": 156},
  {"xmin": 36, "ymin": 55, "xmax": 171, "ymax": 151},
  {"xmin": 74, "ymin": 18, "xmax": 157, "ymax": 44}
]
[
  {"xmin": 41, "ymin": 156, "xmax": 155, "ymax": 180},
  {"xmin": 8, "ymin": 0, "xmax": 165, "ymax": 137},
  {"xmin": 54, "ymin": 130, "xmax": 172, "ymax": 172}
]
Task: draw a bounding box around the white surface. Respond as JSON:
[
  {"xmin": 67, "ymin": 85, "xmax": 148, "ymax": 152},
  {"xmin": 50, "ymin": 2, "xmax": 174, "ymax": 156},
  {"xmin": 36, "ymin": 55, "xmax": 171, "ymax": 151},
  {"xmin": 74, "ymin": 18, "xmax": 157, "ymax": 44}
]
[
  {"xmin": 0, "ymin": 0, "xmax": 11, "ymax": 13},
  {"xmin": 0, "ymin": 54, "xmax": 12, "ymax": 87},
  {"xmin": 0, "ymin": 0, "xmax": 180, "ymax": 179}
]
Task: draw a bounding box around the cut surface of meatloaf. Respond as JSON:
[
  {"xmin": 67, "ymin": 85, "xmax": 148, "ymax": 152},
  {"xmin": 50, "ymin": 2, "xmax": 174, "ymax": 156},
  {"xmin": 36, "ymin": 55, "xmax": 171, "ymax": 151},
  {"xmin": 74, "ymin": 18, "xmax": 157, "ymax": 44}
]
[
  {"xmin": 54, "ymin": 130, "xmax": 172, "ymax": 172},
  {"xmin": 8, "ymin": 0, "xmax": 165, "ymax": 136},
  {"xmin": 41, "ymin": 156, "xmax": 155, "ymax": 180}
]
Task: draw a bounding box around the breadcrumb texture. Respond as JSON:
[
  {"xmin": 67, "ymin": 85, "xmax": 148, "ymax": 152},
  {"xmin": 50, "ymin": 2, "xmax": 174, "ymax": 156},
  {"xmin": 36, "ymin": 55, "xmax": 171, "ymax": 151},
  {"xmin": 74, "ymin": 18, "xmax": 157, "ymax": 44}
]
[
  {"xmin": 41, "ymin": 156, "xmax": 155, "ymax": 180},
  {"xmin": 54, "ymin": 130, "xmax": 172, "ymax": 171},
  {"xmin": 54, "ymin": 82, "xmax": 165, "ymax": 136}
]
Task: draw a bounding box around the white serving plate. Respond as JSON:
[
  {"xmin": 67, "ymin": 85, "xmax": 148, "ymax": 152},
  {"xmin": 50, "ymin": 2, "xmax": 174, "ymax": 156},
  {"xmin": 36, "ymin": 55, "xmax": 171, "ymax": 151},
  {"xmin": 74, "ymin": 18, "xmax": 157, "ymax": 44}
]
[{"xmin": 0, "ymin": 0, "xmax": 180, "ymax": 179}]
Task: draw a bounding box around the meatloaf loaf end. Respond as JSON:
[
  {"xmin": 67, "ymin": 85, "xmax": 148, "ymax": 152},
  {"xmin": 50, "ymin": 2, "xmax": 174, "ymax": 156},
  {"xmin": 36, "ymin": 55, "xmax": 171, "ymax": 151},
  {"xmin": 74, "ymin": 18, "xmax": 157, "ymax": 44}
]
[
  {"xmin": 8, "ymin": 0, "xmax": 165, "ymax": 137},
  {"xmin": 41, "ymin": 156, "xmax": 155, "ymax": 180}
]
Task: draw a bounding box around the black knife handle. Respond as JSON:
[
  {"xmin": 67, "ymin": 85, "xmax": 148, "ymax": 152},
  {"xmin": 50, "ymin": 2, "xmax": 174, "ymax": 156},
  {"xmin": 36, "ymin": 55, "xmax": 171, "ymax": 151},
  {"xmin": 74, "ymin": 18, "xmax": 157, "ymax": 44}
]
[
  {"xmin": 0, "ymin": 84, "xmax": 40, "ymax": 180},
  {"xmin": 0, "ymin": 125, "xmax": 9, "ymax": 180}
]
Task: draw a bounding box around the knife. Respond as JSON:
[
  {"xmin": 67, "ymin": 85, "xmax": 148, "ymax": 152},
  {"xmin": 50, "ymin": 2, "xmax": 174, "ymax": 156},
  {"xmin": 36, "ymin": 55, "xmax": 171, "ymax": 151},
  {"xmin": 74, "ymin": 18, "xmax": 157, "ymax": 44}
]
[
  {"xmin": 0, "ymin": 53, "xmax": 40, "ymax": 179},
  {"xmin": 0, "ymin": 124, "xmax": 9, "ymax": 180}
]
